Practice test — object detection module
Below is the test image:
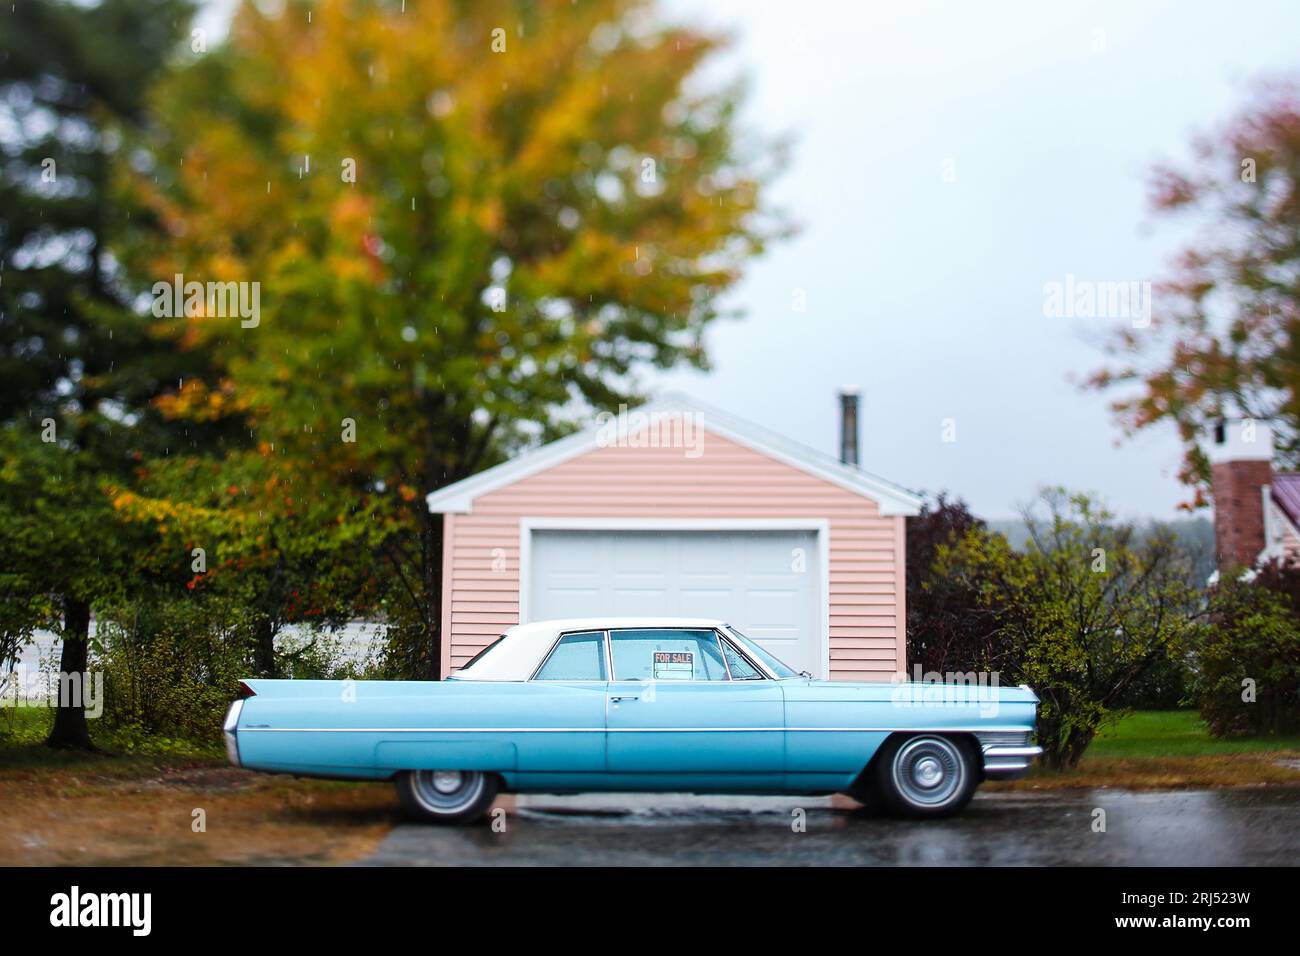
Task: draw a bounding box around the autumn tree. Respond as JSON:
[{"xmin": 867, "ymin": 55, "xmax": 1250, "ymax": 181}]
[
  {"xmin": 121, "ymin": 0, "xmax": 786, "ymax": 677},
  {"xmin": 1089, "ymin": 80, "xmax": 1300, "ymax": 501}
]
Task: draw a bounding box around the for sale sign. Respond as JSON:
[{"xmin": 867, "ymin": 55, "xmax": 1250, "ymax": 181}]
[{"xmin": 652, "ymin": 651, "xmax": 693, "ymax": 680}]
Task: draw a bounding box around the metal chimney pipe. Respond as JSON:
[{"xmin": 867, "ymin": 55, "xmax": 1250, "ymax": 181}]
[{"xmin": 838, "ymin": 388, "xmax": 860, "ymax": 467}]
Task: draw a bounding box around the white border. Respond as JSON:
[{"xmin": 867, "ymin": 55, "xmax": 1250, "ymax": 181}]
[{"xmin": 518, "ymin": 517, "xmax": 832, "ymax": 680}]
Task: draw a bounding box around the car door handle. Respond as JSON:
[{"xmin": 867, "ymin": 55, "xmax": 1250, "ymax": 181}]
[{"xmin": 609, "ymin": 696, "xmax": 639, "ymax": 703}]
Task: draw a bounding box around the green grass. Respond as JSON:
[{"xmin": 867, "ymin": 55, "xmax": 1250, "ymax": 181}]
[
  {"xmin": 0, "ymin": 706, "xmax": 222, "ymax": 770},
  {"xmin": 0, "ymin": 705, "xmax": 52, "ymax": 748},
  {"xmin": 1089, "ymin": 709, "xmax": 1300, "ymax": 758}
]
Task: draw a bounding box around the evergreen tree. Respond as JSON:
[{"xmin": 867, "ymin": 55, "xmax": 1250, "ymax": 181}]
[{"xmin": 0, "ymin": 0, "xmax": 196, "ymax": 748}]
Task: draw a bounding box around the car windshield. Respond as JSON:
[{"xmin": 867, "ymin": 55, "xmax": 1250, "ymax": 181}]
[{"xmin": 725, "ymin": 626, "xmax": 801, "ymax": 679}]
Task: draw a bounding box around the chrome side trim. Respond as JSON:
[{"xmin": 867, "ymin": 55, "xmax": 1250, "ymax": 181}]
[
  {"xmin": 239, "ymin": 725, "xmax": 1035, "ymax": 734},
  {"xmin": 222, "ymin": 699, "xmax": 244, "ymax": 767}
]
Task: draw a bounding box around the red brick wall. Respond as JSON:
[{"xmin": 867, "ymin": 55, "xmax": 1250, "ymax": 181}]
[{"xmin": 1211, "ymin": 460, "xmax": 1272, "ymax": 570}]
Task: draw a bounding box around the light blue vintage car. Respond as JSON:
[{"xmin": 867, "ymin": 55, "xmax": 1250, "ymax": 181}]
[{"xmin": 224, "ymin": 618, "xmax": 1042, "ymax": 822}]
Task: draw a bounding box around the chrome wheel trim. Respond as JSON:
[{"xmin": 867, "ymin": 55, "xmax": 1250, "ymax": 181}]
[
  {"xmin": 891, "ymin": 736, "xmax": 964, "ymax": 808},
  {"xmin": 431, "ymin": 770, "xmax": 463, "ymax": 794},
  {"xmin": 409, "ymin": 769, "xmax": 486, "ymax": 815}
]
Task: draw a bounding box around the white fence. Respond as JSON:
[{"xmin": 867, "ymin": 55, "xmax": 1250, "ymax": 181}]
[{"xmin": 8, "ymin": 621, "xmax": 387, "ymax": 673}]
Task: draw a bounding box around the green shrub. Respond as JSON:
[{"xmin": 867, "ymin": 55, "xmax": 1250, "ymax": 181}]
[
  {"xmin": 1111, "ymin": 647, "xmax": 1193, "ymax": 710},
  {"xmin": 94, "ymin": 598, "xmax": 249, "ymax": 746},
  {"xmin": 935, "ymin": 490, "xmax": 1204, "ymax": 769},
  {"xmin": 1196, "ymin": 561, "xmax": 1300, "ymax": 738},
  {"xmin": 93, "ymin": 596, "xmax": 364, "ymax": 748}
]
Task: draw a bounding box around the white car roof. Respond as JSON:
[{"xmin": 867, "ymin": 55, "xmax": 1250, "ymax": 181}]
[{"xmin": 451, "ymin": 617, "xmax": 728, "ymax": 681}]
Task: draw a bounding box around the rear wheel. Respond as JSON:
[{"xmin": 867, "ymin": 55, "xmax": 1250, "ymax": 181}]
[
  {"xmin": 873, "ymin": 734, "xmax": 977, "ymax": 818},
  {"xmin": 395, "ymin": 769, "xmax": 499, "ymax": 825}
]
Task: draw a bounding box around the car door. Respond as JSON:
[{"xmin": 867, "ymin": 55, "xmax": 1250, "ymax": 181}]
[
  {"xmin": 513, "ymin": 629, "xmax": 609, "ymax": 775},
  {"xmin": 604, "ymin": 627, "xmax": 784, "ymax": 785}
]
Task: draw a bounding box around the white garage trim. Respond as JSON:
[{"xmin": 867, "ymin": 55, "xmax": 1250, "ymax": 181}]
[
  {"xmin": 427, "ymin": 394, "xmax": 922, "ymax": 517},
  {"xmin": 519, "ymin": 517, "xmax": 831, "ymax": 679}
]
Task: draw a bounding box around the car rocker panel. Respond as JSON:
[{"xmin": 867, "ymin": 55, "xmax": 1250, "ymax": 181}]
[{"xmin": 224, "ymin": 617, "xmax": 1043, "ymax": 822}]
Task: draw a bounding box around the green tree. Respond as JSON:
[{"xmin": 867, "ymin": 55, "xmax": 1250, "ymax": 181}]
[
  {"xmin": 0, "ymin": 0, "xmax": 196, "ymax": 747},
  {"xmin": 121, "ymin": 0, "xmax": 787, "ymax": 678},
  {"xmin": 937, "ymin": 490, "xmax": 1204, "ymax": 769}
]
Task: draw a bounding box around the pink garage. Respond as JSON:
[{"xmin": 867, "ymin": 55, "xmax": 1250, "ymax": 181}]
[{"xmin": 426, "ymin": 394, "xmax": 922, "ymax": 681}]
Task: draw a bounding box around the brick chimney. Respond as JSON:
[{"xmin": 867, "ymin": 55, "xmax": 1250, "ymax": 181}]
[
  {"xmin": 838, "ymin": 388, "xmax": 860, "ymax": 467},
  {"xmin": 1209, "ymin": 418, "xmax": 1275, "ymax": 571}
]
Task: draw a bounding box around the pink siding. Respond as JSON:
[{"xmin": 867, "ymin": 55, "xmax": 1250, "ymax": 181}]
[{"xmin": 440, "ymin": 429, "xmax": 905, "ymax": 681}]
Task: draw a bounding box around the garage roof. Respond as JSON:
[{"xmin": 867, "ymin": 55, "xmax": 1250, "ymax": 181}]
[{"xmin": 425, "ymin": 393, "xmax": 924, "ymax": 517}]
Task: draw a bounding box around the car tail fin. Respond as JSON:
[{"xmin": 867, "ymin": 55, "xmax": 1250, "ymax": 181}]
[{"xmin": 237, "ymin": 680, "xmax": 258, "ymax": 698}]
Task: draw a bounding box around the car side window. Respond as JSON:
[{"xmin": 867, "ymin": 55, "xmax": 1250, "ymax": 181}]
[
  {"xmin": 720, "ymin": 638, "xmax": 763, "ymax": 680},
  {"xmin": 533, "ymin": 630, "xmax": 608, "ymax": 681},
  {"xmin": 608, "ymin": 628, "xmax": 729, "ymax": 681}
]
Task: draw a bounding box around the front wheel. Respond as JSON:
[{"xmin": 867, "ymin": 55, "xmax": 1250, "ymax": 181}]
[
  {"xmin": 873, "ymin": 734, "xmax": 977, "ymax": 818},
  {"xmin": 395, "ymin": 769, "xmax": 499, "ymax": 825}
]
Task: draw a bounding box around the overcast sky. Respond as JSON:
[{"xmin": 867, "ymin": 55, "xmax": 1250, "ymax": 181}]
[
  {"xmin": 199, "ymin": 1, "xmax": 1300, "ymax": 520},
  {"xmin": 648, "ymin": 0, "xmax": 1300, "ymax": 521}
]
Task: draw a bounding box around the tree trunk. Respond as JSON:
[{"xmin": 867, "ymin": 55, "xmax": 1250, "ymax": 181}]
[
  {"xmin": 1064, "ymin": 729, "xmax": 1096, "ymax": 768},
  {"xmin": 252, "ymin": 617, "xmax": 278, "ymax": 678},
  {"xmin": 1039, "ymin": 724, "xmax": 1098, "ymax": 770},
  {"xmin": 422, "ymin": 508, "xmax": 444, "ymax": 681},
  {"xmin": 45, "ymin": 596, "xmax": 96, "ymax": 751}
]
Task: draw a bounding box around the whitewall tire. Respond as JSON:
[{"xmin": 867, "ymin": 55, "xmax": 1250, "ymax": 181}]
[
  {"xmin": 395, "ymin": 769, "xmax": 499, "ymax": 825},
  {"xmin": 873, "ymin": 734, "xmax": 977, "ymax": 818}
]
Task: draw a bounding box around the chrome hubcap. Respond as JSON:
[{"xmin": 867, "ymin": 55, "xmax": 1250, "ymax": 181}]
[
  {"xmin": 914, "ymin": 757, "xmax": 944, "ymax": 788},
  {"xmin": 408, "ymin": 769, "xmax": 486, "ymax": 815},
  {"xmin": 431, "ymin": 770, "xmax": 463, "ymax": 794},
  {"xmin": 892, "ymin": 737, "xmax": 965, "ymax": 807}
]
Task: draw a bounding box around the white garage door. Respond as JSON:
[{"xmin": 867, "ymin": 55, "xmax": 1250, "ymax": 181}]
[{"xmin": 526, "ymin": 529, "xmax": 823, "ymax": 677}]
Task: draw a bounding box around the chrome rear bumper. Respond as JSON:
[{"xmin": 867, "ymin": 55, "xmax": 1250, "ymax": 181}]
[
  {"xmin": 981, "ymin": 745, "xmax": 1042, "ymax": 779},
  {"xmin": 223, "ymin": 699, "xmax": 244, "ymax": 767}
]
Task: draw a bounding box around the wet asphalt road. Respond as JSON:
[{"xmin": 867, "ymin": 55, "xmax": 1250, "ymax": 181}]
[{"xmin": 360, "ymin": 787, "xmax": 1300, "ymax": 866}]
